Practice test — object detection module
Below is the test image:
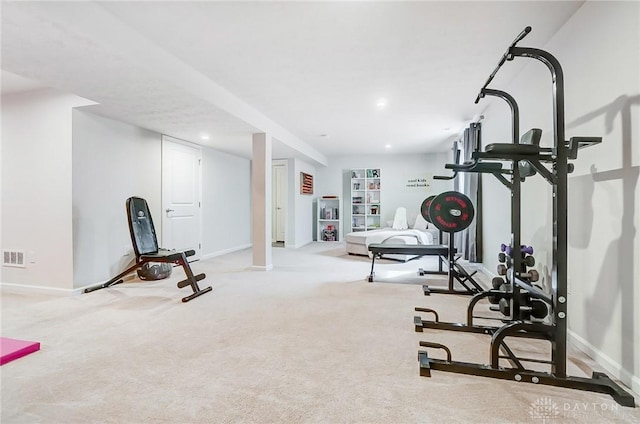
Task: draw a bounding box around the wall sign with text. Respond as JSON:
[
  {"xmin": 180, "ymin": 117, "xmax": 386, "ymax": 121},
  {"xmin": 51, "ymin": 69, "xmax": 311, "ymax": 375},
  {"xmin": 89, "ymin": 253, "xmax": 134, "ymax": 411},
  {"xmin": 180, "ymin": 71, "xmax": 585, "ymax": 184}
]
[{"xmin": 406, "ymin": 174, "xmax": 433, "ymax": 189}]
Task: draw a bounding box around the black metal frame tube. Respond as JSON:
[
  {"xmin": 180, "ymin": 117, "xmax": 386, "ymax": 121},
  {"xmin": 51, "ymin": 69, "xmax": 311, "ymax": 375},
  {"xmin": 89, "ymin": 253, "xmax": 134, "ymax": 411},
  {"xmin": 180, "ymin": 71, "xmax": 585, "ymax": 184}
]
[
  {"xmin": 478, "ymin": 89, "xmax": 520, "ymax": 145},
  {"xmin": 509, "ymin": 45, "xmax": 567, "ymax": 378},
  {"xmin": 475, "ymin": 88, "xmax": 523, "ymax": 321},
  {"xmin": 474, "ymin": 26, "xmax": 532, "ymax": 103}
]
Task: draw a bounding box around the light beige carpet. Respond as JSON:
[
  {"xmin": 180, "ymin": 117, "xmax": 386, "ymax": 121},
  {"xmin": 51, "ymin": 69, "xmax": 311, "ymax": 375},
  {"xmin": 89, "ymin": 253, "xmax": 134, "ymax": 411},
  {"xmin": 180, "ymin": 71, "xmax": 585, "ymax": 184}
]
[{"xmin": 1, "ymin": 243, "xmax": 638, "ymax": 423}]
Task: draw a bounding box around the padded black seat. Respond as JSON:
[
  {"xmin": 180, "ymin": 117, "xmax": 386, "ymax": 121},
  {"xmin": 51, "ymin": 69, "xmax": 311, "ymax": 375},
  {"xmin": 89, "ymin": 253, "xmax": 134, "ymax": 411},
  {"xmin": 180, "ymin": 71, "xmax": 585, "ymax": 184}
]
[
  {"xmin": 368, "ymin": 243, "xmax": 453, "ymax": 257},
  {"xmin": 484, "ymin": 128, "xmax": 543, "ymax": 155},
  {"xmin": 84, "ymin": 197, "xmax": 212, "ymax": 303},
  {"xmin": 445, "ymin": 161, "xmax": 503, "ymax": 172},
  {"xmin": 485, "ymin": 143, "xmax": 540, "ymax": 155}
]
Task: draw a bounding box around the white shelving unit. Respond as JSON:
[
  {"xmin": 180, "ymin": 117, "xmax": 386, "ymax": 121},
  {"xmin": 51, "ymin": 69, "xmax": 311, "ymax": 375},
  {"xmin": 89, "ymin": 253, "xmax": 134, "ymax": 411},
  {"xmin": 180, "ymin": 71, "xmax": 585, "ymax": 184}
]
[
  {"xmin": 317, "ymin": 196, "xmax": 342, "ymax": 241},
  {"xmin": 350, "ymin": 168, "xmax": 381, "ymax": 232}
]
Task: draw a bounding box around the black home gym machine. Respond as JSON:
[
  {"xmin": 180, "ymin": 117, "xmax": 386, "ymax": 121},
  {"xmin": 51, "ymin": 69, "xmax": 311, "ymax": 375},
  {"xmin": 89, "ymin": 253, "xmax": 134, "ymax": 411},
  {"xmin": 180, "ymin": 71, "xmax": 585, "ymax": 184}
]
[
  {"xmin": 414, "ymin": 27, "xmax": 635, "ymax": 407},
  {"xmin": 415, "ymin": 77, "xmax": 546, "ymax": 331}
]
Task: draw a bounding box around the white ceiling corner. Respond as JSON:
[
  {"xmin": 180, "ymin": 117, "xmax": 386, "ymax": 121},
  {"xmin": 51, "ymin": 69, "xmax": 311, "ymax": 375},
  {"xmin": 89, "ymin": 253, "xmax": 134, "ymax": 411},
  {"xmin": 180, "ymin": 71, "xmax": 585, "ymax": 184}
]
[{"xmin": 1, "ymin": 1, "xmax": 584, "ymax": 164}]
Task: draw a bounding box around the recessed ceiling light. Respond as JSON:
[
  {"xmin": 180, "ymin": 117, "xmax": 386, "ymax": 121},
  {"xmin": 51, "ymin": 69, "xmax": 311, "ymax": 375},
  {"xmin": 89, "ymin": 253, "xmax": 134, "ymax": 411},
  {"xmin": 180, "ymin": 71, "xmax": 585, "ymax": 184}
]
[
  {"xmin": 444, "ymin": 127, "xmax": 451, "ymax": 131},
  {"xmin": 319, "ymin": 134, "xmax": 329, "ymax": 138},
  {"xmin": 385, "ymin": 144, "xmax": 392, "ymax": 149},
  {"xmin": 376, "ymin": 98, "xmax": 387, "ymax": 108},
  {"xmin": 200, "ymin": 134, "xmax": 210, "ymax": 140}
]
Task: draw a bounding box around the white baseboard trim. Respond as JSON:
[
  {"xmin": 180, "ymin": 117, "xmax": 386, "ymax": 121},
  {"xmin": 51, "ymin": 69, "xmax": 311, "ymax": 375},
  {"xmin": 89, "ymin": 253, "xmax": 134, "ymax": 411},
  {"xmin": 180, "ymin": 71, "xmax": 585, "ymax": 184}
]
[
  {"xmin": 568, "ymin": 330, "xmax": 640, "ymax": 396},
  {"xmin": 293, "ymin": 240, "xmax": 312, "ymax": 249},
  {"xmin": 0, "ymin": 281, "xmax": 86, "ymax": 297},
  {"xmin": 250, "ymin": 264, "xmax": 273, "ymax": 271},
  {"xmin": 201, "ymin": 244, "xmax": 252, "ymax": 261}
]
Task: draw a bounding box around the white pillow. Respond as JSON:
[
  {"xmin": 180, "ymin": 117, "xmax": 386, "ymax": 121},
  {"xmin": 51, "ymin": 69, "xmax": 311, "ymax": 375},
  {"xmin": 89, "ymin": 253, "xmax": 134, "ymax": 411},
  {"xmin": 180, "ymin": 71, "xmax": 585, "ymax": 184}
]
[
  {"xmin": 392, "ymin": 207, "xmax": 408, "ymax": 230},
  {"xmin": 413, "ymin": 214, "xmax": 428, "ymax": 231}
]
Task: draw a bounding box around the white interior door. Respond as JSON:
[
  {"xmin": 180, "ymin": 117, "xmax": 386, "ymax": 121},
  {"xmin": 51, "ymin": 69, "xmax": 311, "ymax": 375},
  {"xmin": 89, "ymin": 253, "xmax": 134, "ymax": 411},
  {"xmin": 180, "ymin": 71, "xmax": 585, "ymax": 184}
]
[
  {"xmin": 162, "ymin": 136, "xmax": 202, "ymax": 260},
  {"xmin": 272, "ymin": 164, "xmax": 286, "ymax": 243}
]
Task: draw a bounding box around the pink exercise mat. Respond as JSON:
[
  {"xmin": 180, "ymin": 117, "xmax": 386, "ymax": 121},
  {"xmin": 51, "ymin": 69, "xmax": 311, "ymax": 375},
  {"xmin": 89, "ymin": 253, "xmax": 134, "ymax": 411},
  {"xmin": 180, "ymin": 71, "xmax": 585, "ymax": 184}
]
[{"xmin": 0, "ymin": 337, "xmax": 40, "ymax": 365}]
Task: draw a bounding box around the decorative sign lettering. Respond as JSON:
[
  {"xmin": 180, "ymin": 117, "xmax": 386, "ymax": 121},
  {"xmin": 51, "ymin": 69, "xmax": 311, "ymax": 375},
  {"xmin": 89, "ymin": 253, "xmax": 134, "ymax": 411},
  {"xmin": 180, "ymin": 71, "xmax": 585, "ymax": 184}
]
[{"xmin": 406, "ymin": 174, "xmax": 433, "ymax": 189}]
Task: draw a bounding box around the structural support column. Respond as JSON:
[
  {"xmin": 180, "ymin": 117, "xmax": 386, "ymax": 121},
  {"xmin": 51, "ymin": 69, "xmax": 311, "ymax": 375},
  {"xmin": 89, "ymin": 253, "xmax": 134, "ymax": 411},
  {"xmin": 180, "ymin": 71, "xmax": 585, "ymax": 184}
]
[{"xmin": 251, "ymin": 133, "xmax": 273, "ymax": 270}]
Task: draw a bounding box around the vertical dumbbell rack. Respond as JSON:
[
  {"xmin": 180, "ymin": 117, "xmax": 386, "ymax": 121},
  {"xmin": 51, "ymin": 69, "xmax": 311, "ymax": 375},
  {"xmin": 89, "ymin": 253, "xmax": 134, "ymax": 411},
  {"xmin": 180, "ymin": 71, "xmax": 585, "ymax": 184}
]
[{"xmin": 416, "ymin": 27, "xmax": 635, "ymax": 407}]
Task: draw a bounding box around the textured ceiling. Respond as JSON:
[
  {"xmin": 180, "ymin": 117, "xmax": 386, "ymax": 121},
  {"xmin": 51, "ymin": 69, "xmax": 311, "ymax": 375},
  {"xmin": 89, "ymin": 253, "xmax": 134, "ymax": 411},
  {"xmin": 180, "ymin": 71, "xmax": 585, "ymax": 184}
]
[{"xmin": 1, "ymin": 1, "xmax": 584, "ymax": 163}]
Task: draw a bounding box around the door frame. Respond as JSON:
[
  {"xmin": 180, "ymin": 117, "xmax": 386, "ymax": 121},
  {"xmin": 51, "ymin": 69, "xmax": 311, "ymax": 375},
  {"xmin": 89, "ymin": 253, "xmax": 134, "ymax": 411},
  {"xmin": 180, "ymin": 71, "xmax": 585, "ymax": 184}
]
[
  {"xmin": 161, "ymin": 135, "xmax": 203, "ymax": 260},
  {"xmin": 272, "ymin": 159, "xmax": 288, "ymax": 245}
]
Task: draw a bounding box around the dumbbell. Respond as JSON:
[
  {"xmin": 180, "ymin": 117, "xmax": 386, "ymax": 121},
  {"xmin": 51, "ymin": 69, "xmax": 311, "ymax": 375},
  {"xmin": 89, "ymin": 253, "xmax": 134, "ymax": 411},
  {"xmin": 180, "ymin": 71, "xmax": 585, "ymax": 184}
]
[
  {"xmin": 491, "ymin": 282, "xmax": 513, "ymax": 303},
  {"xmin": 498, "ymin": 297, "xmax": 549, "ymax": 319},
  {"xmin": 507, "ymin": 266, "xmax": 540, "ymax": 284},
  {"xmin": 524, "ymin": 255, "xmax": 535, "ymax": 267},
  {"xmin": 493, "ymin": 285, "xmax": 518, "ymax": 314},
  {"xmin": 497, "ymin": 264, "xmax": 507, "ymax": 276},
  {"xmin": 498, "ymin": 283, "xmax": 512, "ymax": 297},
  {"xmin": 500, "ymin": 244, "xmax": 534, "ymax": 256},
  {"xmin": 488, "ymin": 278, "xmax": 508, "ymax": 304},
  {"xmin": 518, "ymin": 269, "xmax": 539, "ymax": 282},
  {"xmin": 498, "ymin": 252, "xmax": 506, "ymax": 263},
  {"xmin": 492, "ymin": 277, "xmax": 504, "ymax": 289}
]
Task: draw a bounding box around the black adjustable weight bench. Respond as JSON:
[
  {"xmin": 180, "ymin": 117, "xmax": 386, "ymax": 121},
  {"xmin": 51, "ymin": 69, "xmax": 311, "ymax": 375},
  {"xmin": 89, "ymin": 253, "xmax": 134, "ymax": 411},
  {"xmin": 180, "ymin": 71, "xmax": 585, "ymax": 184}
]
[
  {"xmin": 84, "ymin": 197, "xmax": 212, "ymax": 303},
  {"xmin": 367, "ymin": 243, "xmax": 484, "ymax": 295},
  {"xmin": 367, "ymin": 243, "xmax": 451, "ymax": 283}
]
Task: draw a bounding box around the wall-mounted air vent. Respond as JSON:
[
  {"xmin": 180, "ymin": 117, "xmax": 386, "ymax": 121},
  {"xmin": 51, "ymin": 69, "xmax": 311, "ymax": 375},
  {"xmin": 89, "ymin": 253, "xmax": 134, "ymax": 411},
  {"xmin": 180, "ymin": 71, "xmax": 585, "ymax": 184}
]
[{"xmin": 2, "ymin": 250, "xmax": 26, "ymax": 268}]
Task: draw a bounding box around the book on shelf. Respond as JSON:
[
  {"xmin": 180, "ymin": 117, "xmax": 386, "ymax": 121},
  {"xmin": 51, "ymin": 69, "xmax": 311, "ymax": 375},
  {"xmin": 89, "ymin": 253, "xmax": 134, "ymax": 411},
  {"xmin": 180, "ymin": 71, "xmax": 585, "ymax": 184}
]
[{"xmin": 321, "ymin": 208, "xmax": 339, "ymax": 220}]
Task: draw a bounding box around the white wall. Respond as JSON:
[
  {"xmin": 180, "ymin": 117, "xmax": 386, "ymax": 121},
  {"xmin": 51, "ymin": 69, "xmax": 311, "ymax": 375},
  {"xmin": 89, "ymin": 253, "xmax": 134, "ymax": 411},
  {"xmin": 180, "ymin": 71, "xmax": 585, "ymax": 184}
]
[
  {"xmin": 292, "ymin": 158, "xmax": 316, "ymax": 247},
  {"xmin": 314, "ymin": 152, "xmax": 454, "ymax": 235},
  {"xmin": 1, "ymin": 89, "xmax": 94, "ymax": 289},
  {"xmin": 201, "ymin": 147, "xmax": 251, "ymax": 257},
  {"xmin": 73, "ymin": 111, "xmax": 253, "ymax": 285},
  {"xmin": 2, "ymin": 94, "xmax": 253, "ymax": 289},
  {"xmin": 480, "ymin": 1, "xmax": 639, "ymax": 392},
  {"xmin": 72, "ymin": 110, "xmax": 162, "ymax": 288}
]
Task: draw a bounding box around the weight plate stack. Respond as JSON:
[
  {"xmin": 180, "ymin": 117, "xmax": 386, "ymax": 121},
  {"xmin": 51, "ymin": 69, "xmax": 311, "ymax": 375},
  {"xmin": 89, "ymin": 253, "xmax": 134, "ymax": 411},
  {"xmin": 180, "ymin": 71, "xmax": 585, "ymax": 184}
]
[
  {"xmin": 428, "ymin": 191, "xmax": 475, "ymax": 233},
  {"xmin": 420, "ymin": 195, "xmax": 436, "ymax": 223}
]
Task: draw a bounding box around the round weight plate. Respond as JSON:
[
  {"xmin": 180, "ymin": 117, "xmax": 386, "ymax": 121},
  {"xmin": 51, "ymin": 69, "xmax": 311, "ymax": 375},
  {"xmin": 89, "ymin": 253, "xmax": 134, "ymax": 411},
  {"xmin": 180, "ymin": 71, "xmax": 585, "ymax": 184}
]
[
  {"xmin": 428, "ymin": 191, "xmax": 475, "ymax": 233},
  {"xmin": 420, "ymin": 195, "xmax": 436, "ymax": 223}
]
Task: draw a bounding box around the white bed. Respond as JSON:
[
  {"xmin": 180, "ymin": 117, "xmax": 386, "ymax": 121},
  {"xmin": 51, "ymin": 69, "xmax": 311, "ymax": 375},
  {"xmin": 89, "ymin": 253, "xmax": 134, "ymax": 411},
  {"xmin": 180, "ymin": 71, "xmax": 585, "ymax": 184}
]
[{"xmin": 345, "ymin": 211, "xmax": 440, "ymax": 261}]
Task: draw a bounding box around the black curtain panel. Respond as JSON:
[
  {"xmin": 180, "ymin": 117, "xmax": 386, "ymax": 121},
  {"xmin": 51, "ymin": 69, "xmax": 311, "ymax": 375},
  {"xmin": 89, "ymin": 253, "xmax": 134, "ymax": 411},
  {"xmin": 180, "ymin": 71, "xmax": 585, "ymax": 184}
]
[{"xmin": 454, "ymin": 123, "xmax": 483, "ymax": 263}]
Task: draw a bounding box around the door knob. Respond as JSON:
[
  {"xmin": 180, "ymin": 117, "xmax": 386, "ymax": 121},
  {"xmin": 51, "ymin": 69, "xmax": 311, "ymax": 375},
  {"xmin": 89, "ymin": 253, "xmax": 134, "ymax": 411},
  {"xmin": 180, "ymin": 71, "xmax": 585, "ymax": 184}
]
[{"xmin": 166, "ymin": 208, "xmax": 174, "ymax": 213}]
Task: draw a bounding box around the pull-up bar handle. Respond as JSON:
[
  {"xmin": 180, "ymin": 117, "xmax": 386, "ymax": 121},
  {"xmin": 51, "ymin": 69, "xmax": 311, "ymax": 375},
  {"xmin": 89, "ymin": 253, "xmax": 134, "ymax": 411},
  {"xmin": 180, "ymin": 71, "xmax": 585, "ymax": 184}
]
[
  {"xmin": 477, "ymin": 88, "xmax": 520, "ymax": 144},
  {"xmin": 475, "ymin": 26, "xmax": 532, "ymax": 103},
  {"xmin": 434, "ymin": 145, "xmax": 462, "ymax": 180}
]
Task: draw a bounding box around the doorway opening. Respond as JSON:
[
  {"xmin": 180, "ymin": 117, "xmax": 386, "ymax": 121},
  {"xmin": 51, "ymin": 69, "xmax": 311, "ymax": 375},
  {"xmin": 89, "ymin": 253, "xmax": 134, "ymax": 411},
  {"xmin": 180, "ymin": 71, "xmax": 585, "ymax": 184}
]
[{"xmin": 272, "ymin": 161, "xmax": 287, "ymax": 247}]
